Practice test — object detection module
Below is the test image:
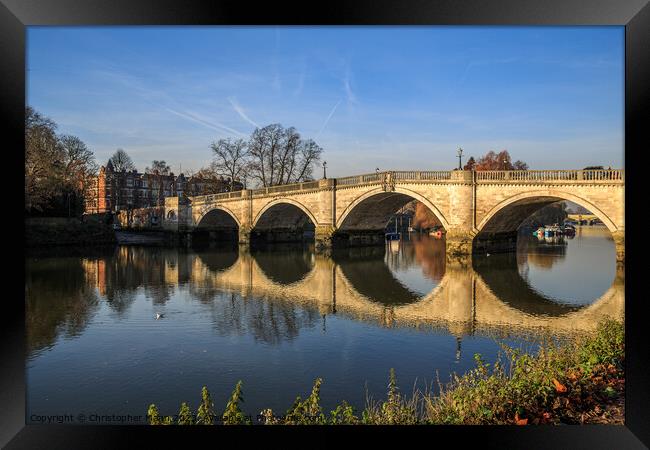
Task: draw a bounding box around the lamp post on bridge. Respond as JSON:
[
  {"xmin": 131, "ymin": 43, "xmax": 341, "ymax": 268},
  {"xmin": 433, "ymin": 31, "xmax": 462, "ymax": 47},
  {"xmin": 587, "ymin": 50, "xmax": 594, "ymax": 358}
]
[
  {"xmin": 457, "ymin": 147, "xmax": 464, "ymax": 170},
  {"xmin": 322, "ymin": 161, "xmax": 327, "ymax": 179}
]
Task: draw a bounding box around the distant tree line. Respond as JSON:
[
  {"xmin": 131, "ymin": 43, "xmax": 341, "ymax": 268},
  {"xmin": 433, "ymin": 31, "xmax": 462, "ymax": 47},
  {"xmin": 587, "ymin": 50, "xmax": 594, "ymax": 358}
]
[{"xmin": 25, "ymin": 106, "xmax": 97, "ymax": 217}]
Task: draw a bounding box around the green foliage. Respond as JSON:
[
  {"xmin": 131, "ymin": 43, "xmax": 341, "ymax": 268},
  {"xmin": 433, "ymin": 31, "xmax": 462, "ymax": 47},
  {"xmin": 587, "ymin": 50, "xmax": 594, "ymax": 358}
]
[
  {"xmin": 577, "ymin": 319, "xmax": 624, "ymax": 374},
  {"xmin": 147, "ymin": 404, "xmax": 161, "ymax": 425},
  {"xmin": 177, "ymin": 402, "xmax": 194, "ymax": 425},
  {"xmin": 146, "ymin": 320, "xmax": 624, "ymax": 426},
  {"xmin": 423, "ymin": 320, "xmax": 624, "ymax": 425},
  {"xmin": 196, "ymin": 386, "xmax": 216, "ymax": 425},
  {"xmin": 284, "ymin": 378, "xmax": 326, "ymax": 425},
  {"xmin": 362, "ymin": 369, "xmax": 419, "ymax": 424},
  {"xmin": 259, "ymin": 408, "xmax": 280, "ymax": 425},
  {"xmin": 222, "ymin": 381, "xmax": 251, "ymax": 425},
  {"xmin": 328, "ymin": 401, "xmax": 360, "ymax": 425},
  {"xmin": 147, "ymin": 404, "xmax": 174, "ymax": 425}
]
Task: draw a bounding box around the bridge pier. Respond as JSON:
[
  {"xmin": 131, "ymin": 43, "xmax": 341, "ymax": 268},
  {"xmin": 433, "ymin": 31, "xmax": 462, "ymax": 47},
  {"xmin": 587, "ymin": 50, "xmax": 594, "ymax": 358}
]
[
  {"xmin": 316, "ymin": 227, "xmax": 386, "ymax": 249},
  {"xmin": 239, "ymin": 226, "xmax": 252, "ymax": 247},
  {"xmin": 445, "ymin": 230, "xmax": 474, "ymax": 266},
  {"xmin": 472, "ymin": 230, "xmax": 519, "ymax": 255},
  {"xmin": 315, "ymin": 225, "xmax": 336, "ymax": 251},
  {"xmin": 612, "ymin": 230, "xmax": 624, "ymax": 265}
]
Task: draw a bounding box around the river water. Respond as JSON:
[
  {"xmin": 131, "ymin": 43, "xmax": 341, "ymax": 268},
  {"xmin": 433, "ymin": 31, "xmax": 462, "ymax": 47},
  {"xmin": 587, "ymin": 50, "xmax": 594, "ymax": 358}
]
[{"xmin": 25, "ymin": 226, "xmax": 623, "ymax": 423}]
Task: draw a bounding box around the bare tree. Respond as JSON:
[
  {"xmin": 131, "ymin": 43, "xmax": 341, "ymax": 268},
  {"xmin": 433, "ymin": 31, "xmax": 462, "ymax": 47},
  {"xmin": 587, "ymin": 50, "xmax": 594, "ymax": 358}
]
[
  {"xmin": 109, "ymin": 149, "xmax": 136, "ymax": 172},
  {"xmin": 59, "ymin": 134, "xmax": 98, "ymax": 215},
  {"xmin": 59, "ymin": 135, "xmax": 97, "ymax": 187},
  {"xmin": 145, "ymin": 160, "xmax": 171, "ymax": 175},
  {"xmin": 246, "ymin": 124, "xmax": 323, "ymax": 187},
  {"xmin": 210, "ymin": 138, "xmax": 248, "ymax": 190}
]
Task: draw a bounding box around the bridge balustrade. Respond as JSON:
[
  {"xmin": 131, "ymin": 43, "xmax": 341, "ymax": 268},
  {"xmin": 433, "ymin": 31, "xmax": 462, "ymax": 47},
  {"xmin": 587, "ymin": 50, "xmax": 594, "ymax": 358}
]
[
  {"xmin": 475, "ymin": 169, "xmax": 623, "ymax": 182},
  {"xmin": 185, "ymin": 169, "xmax": 623, "ymax": 204},
  {"xmin": 392, "ymin": 171, "xmax": 452, "ymax": 181},
  {"xmin": 251, "ymin": 180, "xmax": 322, "ymax": 196}
]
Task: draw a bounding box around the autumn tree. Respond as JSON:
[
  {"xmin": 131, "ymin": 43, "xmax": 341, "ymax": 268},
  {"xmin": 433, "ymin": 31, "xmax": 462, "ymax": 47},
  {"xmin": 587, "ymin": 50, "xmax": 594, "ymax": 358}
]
[
  {"xmin": 463, "ymin": 156, "xmax": 476, "ymax": 171},
  {"xmin": 465, "ymin": 150, "xmax": 529, "ymax": 171}
]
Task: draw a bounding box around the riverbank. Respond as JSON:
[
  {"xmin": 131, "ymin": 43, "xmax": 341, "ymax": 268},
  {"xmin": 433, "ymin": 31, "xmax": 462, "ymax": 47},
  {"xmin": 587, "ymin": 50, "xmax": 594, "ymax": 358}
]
[
  {"xmin": 147, "ymin": 319, "xmax": 624, "ymax": 425},
  {"xmin": 25, "ymin": 217, "xmax": 116, "ymax": 247}
]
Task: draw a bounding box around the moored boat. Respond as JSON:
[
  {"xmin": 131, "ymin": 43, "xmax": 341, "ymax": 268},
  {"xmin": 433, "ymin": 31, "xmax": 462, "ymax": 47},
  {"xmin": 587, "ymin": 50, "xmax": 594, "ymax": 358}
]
[
  {"xmin": 563, "ymin": 223, "xmax": 576, "ymax": 235},
  {"xmin": 429, "ymin": 226, "xmax": 445, "ymax": 239}
]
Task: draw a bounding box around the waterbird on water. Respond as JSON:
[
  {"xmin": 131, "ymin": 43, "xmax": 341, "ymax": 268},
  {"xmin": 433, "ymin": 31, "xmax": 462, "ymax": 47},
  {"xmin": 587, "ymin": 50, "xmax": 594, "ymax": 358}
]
[{"xmin": 155, "ymin": 312, "xmax": 164, "ymax": 320}]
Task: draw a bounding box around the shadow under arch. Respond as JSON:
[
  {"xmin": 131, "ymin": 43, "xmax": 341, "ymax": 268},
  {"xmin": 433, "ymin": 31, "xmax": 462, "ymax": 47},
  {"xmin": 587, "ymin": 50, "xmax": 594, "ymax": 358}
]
[
  {"xmin": 332, "ymin": 246, "xmax": 435, "ymax": 306},
  {"xmin": 473, "ymin": 191, "xmax": 618, "ymax": 254},
  {"xmin": 251, "ymin": 247, "xmax": 315, "ymax": 285},
  {"xmin": 195, "ymin": 207, "xmax": 240, "ymax": 243},
  {"xmin": 335, "ymin": 188, "xmax": 448, "ymax": 247},
  {"xmin": 336, "ymin": 187, "xmax": 449, "ymax": 231},
  {"xmin": 251, "ymin": 200, "xmax": 316, "ymax": 244},
  {"xmin": 472, "ymin": 252, "xmax": 592, "ymax": 317}
]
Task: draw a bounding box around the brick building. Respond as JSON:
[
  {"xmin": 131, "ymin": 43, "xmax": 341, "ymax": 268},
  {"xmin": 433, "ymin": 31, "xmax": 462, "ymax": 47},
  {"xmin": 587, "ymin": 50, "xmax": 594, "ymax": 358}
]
[{"xmin": 84, "ymin": 160, "xmax": 243, "ymax": 214}]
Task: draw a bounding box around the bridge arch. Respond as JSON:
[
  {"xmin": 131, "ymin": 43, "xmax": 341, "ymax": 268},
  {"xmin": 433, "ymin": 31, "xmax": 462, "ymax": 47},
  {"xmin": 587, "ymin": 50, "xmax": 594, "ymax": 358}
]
[
  {"xmin": 476, "ymin": 190, "xmax": 618, "ymax": 235},
  {"xmin": 196, "ymin": 205, "xmax": 242, "ymax": 228},
  {"xmin": 336, "ymin": 186, "xmax": 450, "ymax": 231},
  {"xmin": 252, "ymin": 198, "xmax": 319, "ymax": 229},
  {"xmin": 251, "ymin": 198, "xmax": 318, "ymax": 243}
]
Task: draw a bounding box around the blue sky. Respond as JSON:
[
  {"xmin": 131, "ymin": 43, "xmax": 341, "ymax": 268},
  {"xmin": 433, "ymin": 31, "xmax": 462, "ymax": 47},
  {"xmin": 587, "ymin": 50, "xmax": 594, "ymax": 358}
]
[{"xmin": 27, "ymin": 26, "xmax": 624, "ymax": 176}]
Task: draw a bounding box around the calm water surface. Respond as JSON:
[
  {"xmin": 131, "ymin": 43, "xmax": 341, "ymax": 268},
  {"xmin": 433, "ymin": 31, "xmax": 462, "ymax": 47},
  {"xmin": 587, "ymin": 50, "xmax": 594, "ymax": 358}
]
[{"xmin": 26, "ymin": 226, "xmax": 623, "ymax": 423}]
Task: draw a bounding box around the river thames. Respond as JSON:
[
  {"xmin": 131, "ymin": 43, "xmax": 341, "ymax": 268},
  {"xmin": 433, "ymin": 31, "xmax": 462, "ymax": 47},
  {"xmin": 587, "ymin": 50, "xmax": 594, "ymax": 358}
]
[{"xmin": 25, "ymin": 226, "xmax": 622, "ymax": 423}]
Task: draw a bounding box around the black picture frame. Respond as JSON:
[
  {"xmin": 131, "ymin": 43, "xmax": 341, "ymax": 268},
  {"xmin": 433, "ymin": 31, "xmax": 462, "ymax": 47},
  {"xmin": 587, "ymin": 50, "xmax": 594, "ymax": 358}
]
[{"xmin": 3, "ymin": 0, "xmax": 648, "ymax": 448}]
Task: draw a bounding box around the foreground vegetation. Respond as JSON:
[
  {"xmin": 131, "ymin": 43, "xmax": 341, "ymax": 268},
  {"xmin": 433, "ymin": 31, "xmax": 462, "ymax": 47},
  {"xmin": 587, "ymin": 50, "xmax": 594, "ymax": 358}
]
[{"xmin": 147, "ymin": 319, "xmax": 624, "ymax": 425}]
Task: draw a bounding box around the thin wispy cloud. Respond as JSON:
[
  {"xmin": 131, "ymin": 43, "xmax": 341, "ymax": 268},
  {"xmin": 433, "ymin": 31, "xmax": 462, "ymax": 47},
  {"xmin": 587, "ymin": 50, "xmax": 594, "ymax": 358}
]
[
  {"xmin": 165, "ymin": 107, "xmax": 247, "ymax": 137},
  {"xmin": 316, "ymin": 99, "xmax": 342, "ymax": 139},
  {"xmin": 28, "ymin": 27, "xmax": 623, "ymax": 175},
  {"xmin": 227, "ymin": 97, "xmax": 259, "ymax": 128},
  {"xmin": 293, "ymin": 69, "xmax": 305, "ymax": 97},
  {"xmin": 95, "ymin": 66, "xmax": 248, "ymax": 138},
  {"xmin": 343, "ymin": 65, "xmax": 358, "ymax": 105}
]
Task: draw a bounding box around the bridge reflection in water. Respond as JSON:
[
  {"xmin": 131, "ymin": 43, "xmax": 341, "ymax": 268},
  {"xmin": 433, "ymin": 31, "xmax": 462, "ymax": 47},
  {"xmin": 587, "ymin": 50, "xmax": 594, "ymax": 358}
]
[
  {"xmin": 69, "ymin": 234, "xmax": 624, "ymax": 348},
  {"xmin": 25, "ymin": 230, "xmax": 624, "ymax": 419}
]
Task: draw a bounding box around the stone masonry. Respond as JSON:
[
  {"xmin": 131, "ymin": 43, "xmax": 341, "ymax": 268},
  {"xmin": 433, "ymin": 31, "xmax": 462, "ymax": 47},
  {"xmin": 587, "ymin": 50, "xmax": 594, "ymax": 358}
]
[{"xmin": 162, "ymin": 169, "xmax": 625, "ymax": 263}]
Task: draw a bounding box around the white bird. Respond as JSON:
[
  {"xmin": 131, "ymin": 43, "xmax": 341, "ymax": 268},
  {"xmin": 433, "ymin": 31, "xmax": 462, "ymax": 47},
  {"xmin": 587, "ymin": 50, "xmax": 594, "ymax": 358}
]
[{"xmin": 155, "ymin": 312, "xmax": 164, "ymax": 320}]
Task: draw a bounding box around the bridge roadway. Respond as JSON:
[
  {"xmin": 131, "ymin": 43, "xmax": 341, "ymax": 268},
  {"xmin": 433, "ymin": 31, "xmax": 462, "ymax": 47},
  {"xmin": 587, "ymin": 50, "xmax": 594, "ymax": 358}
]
[
  {"xmin": 184, "ymin": 248, "xmax": 624, "ymax": 335},
  {"xmin": 163, "ymin": 169, "xmax": 625, "ymax": 263}
]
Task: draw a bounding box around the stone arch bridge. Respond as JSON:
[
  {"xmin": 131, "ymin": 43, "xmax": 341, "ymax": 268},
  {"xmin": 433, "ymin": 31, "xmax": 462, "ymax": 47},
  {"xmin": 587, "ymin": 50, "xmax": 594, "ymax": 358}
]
[{"xmin": 163, "ymin": 169, "xmax": 624, "ymax": 262}]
